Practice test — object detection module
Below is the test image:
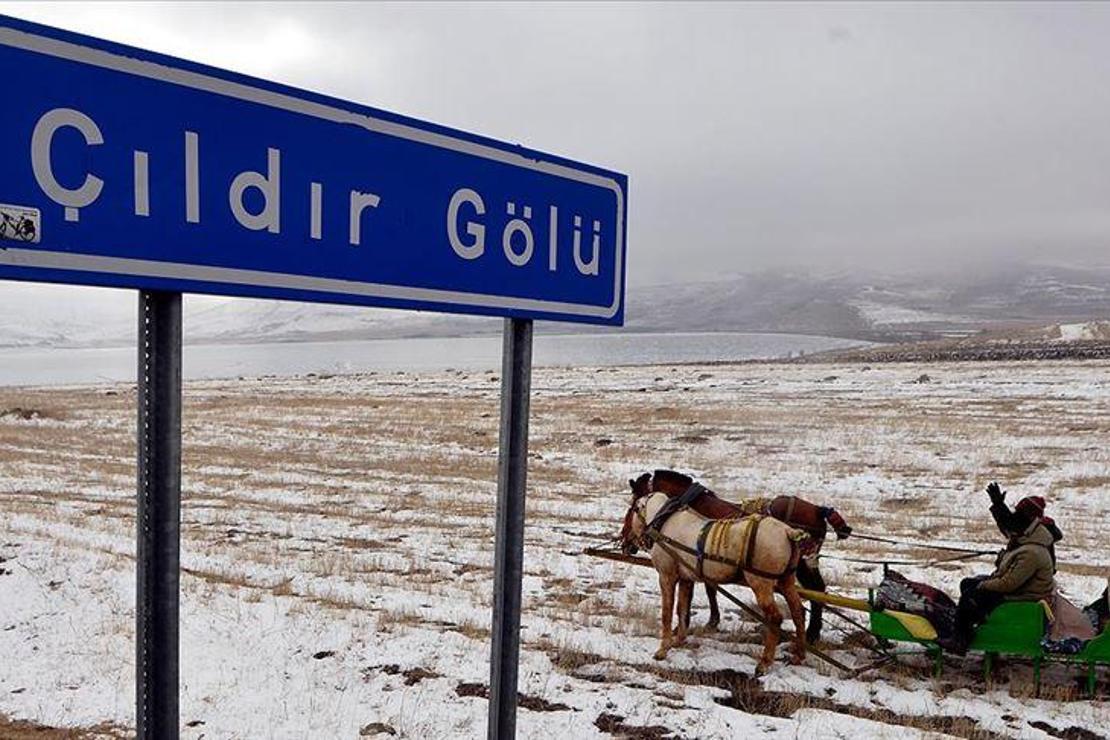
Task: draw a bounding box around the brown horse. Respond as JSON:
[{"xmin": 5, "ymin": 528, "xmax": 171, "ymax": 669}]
[
  {"xmin": 632, "ymin": 470, "xmax": 851, "ymax": 642},
  {"xmin": 619, "ymin": 488, "xmax": 808, "ymax": 673}
]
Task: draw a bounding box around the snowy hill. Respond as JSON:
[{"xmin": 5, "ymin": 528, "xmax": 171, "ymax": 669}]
[
  {"xmin": 0, "ymin": 283, "xmax": 495, "ymax": 348},
  {"xmin": 621, "ymin": 263, "xmax": 1110, "ymax": 341}
]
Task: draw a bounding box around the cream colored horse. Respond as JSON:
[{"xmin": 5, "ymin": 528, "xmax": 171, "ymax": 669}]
[{"xmin": 621, "ymin": 491, "xmax": 808, "ymax": 674}]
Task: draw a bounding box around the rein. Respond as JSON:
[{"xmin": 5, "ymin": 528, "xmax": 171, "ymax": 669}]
[
  {"xmin": 820, "ymin": 550, "xmax": 993, "ymax": 568},
  {"xmin": 848, "ymin": 531, "xmax": 996, "ymax": 555}
]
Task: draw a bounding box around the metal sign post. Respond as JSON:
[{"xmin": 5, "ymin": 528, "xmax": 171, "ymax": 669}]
[
  {"xmin": 488, "ymin": 318, "xmax": 533, "ymax": 740},
  {"xmin": 136, "ymin": 290, "xmax": 182, "ymax": 738}
]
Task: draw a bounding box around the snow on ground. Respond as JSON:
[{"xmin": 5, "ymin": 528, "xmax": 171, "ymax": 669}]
[
  {"xmin": 1056, "ymin": 322, "xmax": 1110, "ymax": 342},
  {"xmin": 1, "ymin": 360, "xmax": 1109, "ymax": 738}
]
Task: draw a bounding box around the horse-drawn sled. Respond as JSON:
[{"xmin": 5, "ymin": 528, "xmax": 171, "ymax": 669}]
[
  {"xmin": 588, "ymin": 470, "xmax": 1110, "ymax": 694},
  {"xmin": 809, "ymin": 585, "xmax": 1110, "ymax": 693}
]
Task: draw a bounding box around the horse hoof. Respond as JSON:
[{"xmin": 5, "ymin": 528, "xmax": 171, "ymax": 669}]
[
  {"xmin": 704, "ymin": 621, "xmax": 720, "ymax": 633},
  {"xmin": 673, "ymin": 636, "xmax": 687, "ymax": 648},
  {"xmin": 653, "ymin": 650, "xmax": 668, "ymax": 661},
  {"xmin": 754, "ymin": 664, "xmax": 770, "ymax": 677},
  {"xmin": 790, "ymin": 653, "xmax": 805, "ymax": 666}
]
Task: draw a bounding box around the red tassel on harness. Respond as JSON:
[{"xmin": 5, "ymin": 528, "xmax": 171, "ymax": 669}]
[{"xmin": 823, "ymin": 508, "xmax": 852, "ymax": 539}]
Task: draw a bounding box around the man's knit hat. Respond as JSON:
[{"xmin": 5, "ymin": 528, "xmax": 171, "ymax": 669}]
[{"xmin": 1015, "ymin": 496, "xmax": 1046, "ymax": 523}]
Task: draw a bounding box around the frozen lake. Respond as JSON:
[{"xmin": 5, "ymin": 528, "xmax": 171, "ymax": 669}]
[{"xmin": 0, "ymin": 331, "xmax": 866, "ymax": 386}]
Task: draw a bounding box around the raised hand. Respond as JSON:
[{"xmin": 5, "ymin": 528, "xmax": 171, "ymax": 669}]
[{"xmin": 986, "ymin": 481, "xmax": 1005, "ymax": 505}]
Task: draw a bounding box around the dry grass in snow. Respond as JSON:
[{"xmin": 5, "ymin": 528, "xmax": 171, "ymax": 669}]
[{"xmin": 1, "ymin": 359, "xmax": 1109, "ymax": 738}]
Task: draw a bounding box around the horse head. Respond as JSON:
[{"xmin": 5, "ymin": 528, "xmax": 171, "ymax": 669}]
[
  {"xmin": 621, "ymin": 475, "xmax": 654, "ymax": 555},
  {"xmin": 651, "ymin": 469, "xmax": 695, "ymax": 496}
]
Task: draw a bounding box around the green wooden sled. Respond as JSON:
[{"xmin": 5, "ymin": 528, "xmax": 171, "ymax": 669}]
[
  {"xmin": 869, "ymin": 600, "xmax": 1048, "ymax": 683},
  {"xmin": 969, "ymin": 601, "xmax": 1048, "ymax": 686},
  {"xmin": 1058, "ymin": 627, "xmax": 1110, "ymax": 696},
  {"xmin": 870, "ymin": 598, "xmax": 1110, "ymax": 693},
  {"xmin": 869, "ymin": 608, "xmax": 944, "ymax": 676}
]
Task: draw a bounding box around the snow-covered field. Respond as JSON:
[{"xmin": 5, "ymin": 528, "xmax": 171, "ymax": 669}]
[{"xmin": 1, "ymin": 360, "xmax": 1108, "ymax": 739}]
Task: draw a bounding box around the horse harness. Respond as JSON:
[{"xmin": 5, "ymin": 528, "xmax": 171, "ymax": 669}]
[
  {"xmin": 633, "ymin": 486, "xmax": 802, "ymax": 581},
  {"xmin": 768, "ymin": 496, "xmax": 829, "ymax": 539}
]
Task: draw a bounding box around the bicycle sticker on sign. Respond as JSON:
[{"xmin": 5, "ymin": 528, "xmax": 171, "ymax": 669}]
[{"xmin": 0, "ymin": 203, "xmax": 40, "ymax": 245}]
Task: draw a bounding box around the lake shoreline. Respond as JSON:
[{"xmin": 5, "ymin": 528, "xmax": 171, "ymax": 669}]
[{"xmin": 0, "ymin": 331, "xmax": 868, "ymax": 387}]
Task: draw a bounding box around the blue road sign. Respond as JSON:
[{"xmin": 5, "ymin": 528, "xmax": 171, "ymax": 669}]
[{"xmin": 0, "ymin": 16, "xmax": 627, "ymax": 325}]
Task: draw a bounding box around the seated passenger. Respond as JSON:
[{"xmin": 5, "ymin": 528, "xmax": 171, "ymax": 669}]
[
  {"xmin": 939, "ymin": 496, "xmax": 1057, "ymax": 655},
  {"xmin": 986, "ymin": 483, "xmax": 1063, "ymax": 569}
]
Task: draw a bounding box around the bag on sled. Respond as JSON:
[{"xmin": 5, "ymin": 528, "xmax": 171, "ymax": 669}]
[{"xmin": 874, "ymin": 569, "xmax": 958, "ymax": 639}]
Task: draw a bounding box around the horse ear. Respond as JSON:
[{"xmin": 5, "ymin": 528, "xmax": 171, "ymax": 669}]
[{"xmin": 628, "ymin": 478, "xmax": 635, "ymax": 489}]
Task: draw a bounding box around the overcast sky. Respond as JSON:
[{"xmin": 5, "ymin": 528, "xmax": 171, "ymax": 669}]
[{"xmin": 4, "ymin": 1, "xmax": 1110, "ymax": 287}]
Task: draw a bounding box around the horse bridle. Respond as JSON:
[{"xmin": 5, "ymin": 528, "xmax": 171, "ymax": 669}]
[{"xmin": 621, "ymin": 493, "xmax": 653, "ymax": 555}]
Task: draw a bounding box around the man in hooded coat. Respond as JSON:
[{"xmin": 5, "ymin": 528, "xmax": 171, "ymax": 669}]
[
  {"xmin": 986, "ymin": 482, "xmax": 1063, "ymax": 568},
  {"xmin": 939, "ymin": 493, "xmax": 1057, "ymax": 655}
]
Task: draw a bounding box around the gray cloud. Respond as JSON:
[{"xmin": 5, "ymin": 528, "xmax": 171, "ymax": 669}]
[{"xmin": 4, "ymin": 1, "xmax": 1110, "ymax": 288}]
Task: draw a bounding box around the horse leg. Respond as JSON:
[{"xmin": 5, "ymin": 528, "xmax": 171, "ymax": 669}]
[
  {"xmin": 675, "ymin": 580, "xmax": 693, "ymax": 647},
  {"xmin": 780, "ymin": 575, "xmax": 808, "ymax": 665},
  {"xmin": 797, "ymin": 558, "xmax": 825, "ymax": 644},
  {"xmin": 750, "ymin": 577, "xmax": 782, "ymax": 675},
  {"xmin": 704, "ymin": 583, "xmax": 721, "ymax": 631},
  {"xmin": 654, "ymin": 571, "xmax": 677, "ymax": 660},
  {"xmin": 682, "ymin": 582, "xmax": 693, "ymax": 632}
]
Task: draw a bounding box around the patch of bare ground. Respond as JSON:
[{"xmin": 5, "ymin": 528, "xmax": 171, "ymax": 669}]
[
  {"xmin": 594, "ymin": 712, "xmax": 677, "ymax": 739},
  {"xmin": 181, "ymin": 565, "xmax": 288, "ymax": 591},
  {"xmin": 0, "ymin": 715, "xmax": 129, "ymax": 739},
  {"xmin": 1057, "ymin": 562, "xmax": 1110, "ymax": 578},
  {"xmin": 0, "ymin": 406, "xmax": 67, "ymax": 421},
  {"xmin": 815, "ymin": 338, "xmax": 1110, "ymax": 364},
  {"xmin": 445, "ymin": 618, "xmax": 489, "ymax": 641},
  {"xmin": 333, "ymin": 535, "xmax": 400, "ymax": 551},
  {"xmin": 182, "ymin": 490, "xmax": 477, "ymax": 534},
  {"xmin": 371, "ymin": 664, "xmax": 442, "ymax": 686},
  {"xmin": 539, "ymin": 644, "xmax": 1008, "ymax": 740},
  {"xmin": 543, "ymin": 576, "xmax": 591, "ymax": 609},
  {"xmin": 1027, "ymin": 720, "xmax": 1106, "ymax": 740},
  {"xmin": 1058, "ymin": 475, "xmax": 1110, "ymax": 491},
  {"xmin": 877, "ymin": 494, "xmax": 934, "ymax": 515},
  {"xmin": 711, "ymin": 672, "xmax": 1005, "ymax": 739},
  {"xmin": 454, "ymin": 682, "xmax": 572, "ymax": 712}
]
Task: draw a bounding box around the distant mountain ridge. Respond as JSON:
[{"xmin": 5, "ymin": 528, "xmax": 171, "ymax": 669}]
[
  {"xmin": 624, "ymin": 263, "xmax": 1110, "ymax": 341},
  {"xmin": 1, "ymin": 261, "xmax": 1109, "ymax": 347}
]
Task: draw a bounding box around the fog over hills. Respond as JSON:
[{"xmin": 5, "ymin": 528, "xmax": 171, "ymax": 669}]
[
  {"xmin": 2, "ymin": 261, "xmax": 1109, "ymax": 348},
  {"xmin": 4, "ymin": 4, "xmax": 1110, "ymax": 356},
  {"xmin": 625, "ymin": 262, "xmax": 1110, "ymax": 341}
]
